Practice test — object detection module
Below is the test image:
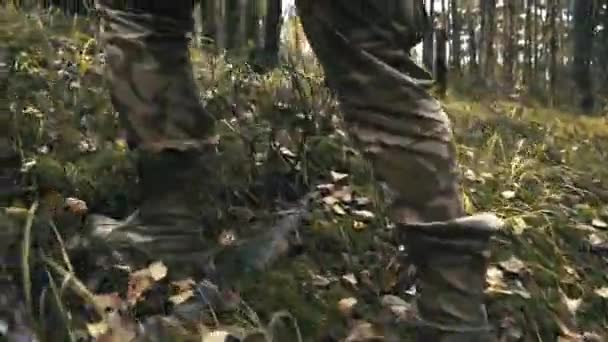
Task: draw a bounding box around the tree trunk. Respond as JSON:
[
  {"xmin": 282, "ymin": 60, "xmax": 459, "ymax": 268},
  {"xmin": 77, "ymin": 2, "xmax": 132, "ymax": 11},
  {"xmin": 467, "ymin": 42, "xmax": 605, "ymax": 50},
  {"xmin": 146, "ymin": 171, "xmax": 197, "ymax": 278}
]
[
  {"xmin": 482, "ymin": 0, "xmax": 496, "ymax": 86},
  {"xmin": 450, "ymin": 0, "xmax": 461, "ymax": 73},
  {"xmin": 467, "ymin": 3, "xmax": 478, "ymax": 76},
  {"xmin": 200, "ymin": 0, "xmax": 218, "ymax": 48},
  {"xmin": 524, "ymin": 0, "xmax": 533, "ymax": 87},
  {"xmin": 263, "ymin": 0, "xmax": 282, "ymax": 69},
  {"xmin": 435, "ymin": 26, "xmax": 449, "ymax": 98},
  {"xmin": 503, "ymin": 0, "xmax": 517, "ymax": 89},
  {"xmin": 423, "ymin": 0, "xmax": 436, "ymax": 71},
  {"xmin": 214, "ymin": 0, "xmax": 227, "ymax": 50},
  {"xmin": 547, "ymin": 0, "xmax": 559, "ymax": 106},
  {"xmin": 573, "ymin": 0, "xmax": 595, "ymax": 112}
]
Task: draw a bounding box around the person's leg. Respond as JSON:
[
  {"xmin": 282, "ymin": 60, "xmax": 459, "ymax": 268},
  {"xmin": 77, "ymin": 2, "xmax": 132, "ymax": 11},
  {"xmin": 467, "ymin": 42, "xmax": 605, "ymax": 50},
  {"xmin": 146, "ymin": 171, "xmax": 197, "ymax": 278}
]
[
  {"xmin": 87, "ymin": 0, "xmax": 216, "ymax": 271},
  {"xmin": 295, "ymin": 1, "xmax": 501, "ymax": 340}
]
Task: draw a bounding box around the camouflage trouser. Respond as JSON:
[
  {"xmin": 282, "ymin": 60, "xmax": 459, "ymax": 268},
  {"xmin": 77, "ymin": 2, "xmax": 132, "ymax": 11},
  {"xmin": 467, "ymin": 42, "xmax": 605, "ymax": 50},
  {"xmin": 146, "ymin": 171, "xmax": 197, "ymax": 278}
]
[
  {"xmin": 96, "ymin": 0, "xmax": 463, "ymax": 224},
  {"xmin": 296, "ymin": 0, "xmax": 463, "ymax": 224},
  {"xmin": 96, "ymin": 1, "xmax": 214, "ymax": 153}
]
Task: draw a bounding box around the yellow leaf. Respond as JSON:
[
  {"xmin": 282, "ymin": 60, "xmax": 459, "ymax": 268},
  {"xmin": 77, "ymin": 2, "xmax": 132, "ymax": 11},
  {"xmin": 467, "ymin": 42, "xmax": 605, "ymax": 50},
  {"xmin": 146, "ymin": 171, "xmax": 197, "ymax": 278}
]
[
  {"xmin": 353, "ymin": 221, "xmax": 367, "ymax": 231},
  {"xmin": 86, "ymin": 321, "xmax": 109, "ymax": 338},
  {"xmin": 148, "ymin": 261, "xmax": 168, "ymax": 281},
  {"xmin": 169, "ymin": 290, "xmax": 194, "ymax": 305}
]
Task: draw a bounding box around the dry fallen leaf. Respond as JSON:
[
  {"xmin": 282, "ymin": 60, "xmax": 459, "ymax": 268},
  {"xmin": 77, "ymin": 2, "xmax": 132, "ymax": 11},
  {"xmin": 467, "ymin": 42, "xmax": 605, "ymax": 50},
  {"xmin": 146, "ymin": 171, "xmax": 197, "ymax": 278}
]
[
  {"xmin": 464, "ymin": 169, "xmax": 477, "ymax": 181},
  {"xmin": 332, "ymin": 204, "xmax": 346, "ymax": 216},
  {"xmin": 501, "ymin": 190, "xmax": 516, "ymax": 200},
  {"xmin": 171, "ymin": 278, "xmax": 195, "ymax": 292},
  {"xmin": 94, "ymin": 293, "xmax": 123, "ymax": 313},
  {"xmin": 218, "ymin": 230, "xmax": 238, "ymax": 246},
  {"xmin": 316, "ymin": 183, "xmax": 335, "ymax": 195},
  {"xmin": 352, "ymin": 210, "xmax": 375, "ymax": 221},
  {"xmin": 353, "ymin": 221, "xmax": 367, "ymax": 231},
  {"xmin": 486, "ymin": 266, "xmax": 508, "ymax": 293},
  {"xmin": 203, "ymin": 331, "xmax": 232, "ymax": 342},
  {"xmin": 594, "ymin": 287, "xmax": 608, "ymax": 298},
  {"xmin": 86, "ymin": 321, "xmax": 109, "ymax": 338},
  {"xmin": 560, "ymin": 289, "xmax": 582, "ymax": 316},
  {"xmin": 499, "ymin": 256, "xmax": 527, "ymax": 275},
  {"xmin": 322, "ymin": 196, "xmax": 339, "ymax": 206},
  {"xmin": 169, "ymin": 290, "xmax": 194, "ymax": 306},
  {"xmin": 337, "ymin": 297, "xmax": 358, "ymax": 318},
  {"xmin": 332, "ymin": 186, "xmax": 353, "ymax": 203},
  {"xmin": 591, "ymin": 218, "xmax": 608, "ymax": 229},
  {"xmin": 127, "ymin": 262, "xmax": 167, "ymax": 305},
  {"xmin": 341, "ymin": 273, "xmax": 358, "ymax": 287},
  {"xmin": 311, "ymin": 274, "xmax": 333, "ymax": 288},
  {"xmin": 148, "ymin": 261, "xmax": 168, "ymax": 281},
  {"xmin": 353, "ymin": 196, "xmax": 371, "ymax": 207},
  {"xmin": 64, "ymin": 197, "xmax": 88, "ymax": 215},
  {"xmin": 330, "ymin": 170, "xmax": 349, "ymax": 182},
  {"xmin": 510, "ymin": 217, "xmax": 528, "ymax": 235},
  {"xmin": 381, "ymin": 295, "xmax": 414, "ymax": 321},
  {"xmin": 344, "ymin": 320, "xmax": 385, "ymax": 342}
]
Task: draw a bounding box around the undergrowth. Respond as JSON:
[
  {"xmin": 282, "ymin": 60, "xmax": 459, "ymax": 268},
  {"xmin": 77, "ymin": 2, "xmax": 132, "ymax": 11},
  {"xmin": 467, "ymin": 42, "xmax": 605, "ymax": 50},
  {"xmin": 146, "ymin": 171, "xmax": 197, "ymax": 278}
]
[{"xmin": 1, "ymin": 5, "xmax": 608, "ymax": 341}]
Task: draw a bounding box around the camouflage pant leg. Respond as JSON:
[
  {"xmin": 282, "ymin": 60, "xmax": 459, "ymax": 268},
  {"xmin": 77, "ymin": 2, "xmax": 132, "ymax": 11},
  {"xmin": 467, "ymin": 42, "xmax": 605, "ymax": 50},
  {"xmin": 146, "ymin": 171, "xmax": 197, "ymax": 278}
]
[
  {"xmin": 295, "ymin": 0, "xmax": 464, "ymax": 224},
  {"xmin": 296, "ymin": 3, "xmax": 499, "ymax": 339},
  {"xmin": 96, "ymin": 0, "xmax": 214, "ymax": 153}
]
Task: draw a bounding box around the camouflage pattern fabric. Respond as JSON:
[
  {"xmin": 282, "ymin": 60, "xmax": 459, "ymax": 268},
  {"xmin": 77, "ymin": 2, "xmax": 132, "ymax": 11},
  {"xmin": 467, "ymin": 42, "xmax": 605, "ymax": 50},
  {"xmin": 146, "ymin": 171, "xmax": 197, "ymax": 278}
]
[
  {"xmin": 96, "ymin": 0, "xmax": 214, "ymax": 153},
  {"xmin": 295, "ymin": 0, "xmax": 463, "ymax": 225},
  {"xmin": 92, "ymin": 0, "xmax": 501, "ymax": 340}
]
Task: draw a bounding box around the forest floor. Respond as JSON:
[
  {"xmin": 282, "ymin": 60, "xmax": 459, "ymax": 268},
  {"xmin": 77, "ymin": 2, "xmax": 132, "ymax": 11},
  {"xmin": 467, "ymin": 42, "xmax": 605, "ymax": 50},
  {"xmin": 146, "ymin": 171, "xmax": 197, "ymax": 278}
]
[{"xmin": 1, "ymin": 6, "xmax": 608, "ymax": 342}]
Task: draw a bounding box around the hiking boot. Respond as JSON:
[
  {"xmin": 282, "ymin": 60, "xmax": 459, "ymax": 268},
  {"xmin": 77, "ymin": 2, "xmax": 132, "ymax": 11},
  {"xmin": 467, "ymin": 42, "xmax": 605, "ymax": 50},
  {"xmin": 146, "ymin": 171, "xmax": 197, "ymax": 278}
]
[
  {"xmin": 398, "ymin": 213, "xmax": 503, "ymax": 342},
  {"xmin": 83, "ymin": 150, "xmax": 210, "ymax": 276}
]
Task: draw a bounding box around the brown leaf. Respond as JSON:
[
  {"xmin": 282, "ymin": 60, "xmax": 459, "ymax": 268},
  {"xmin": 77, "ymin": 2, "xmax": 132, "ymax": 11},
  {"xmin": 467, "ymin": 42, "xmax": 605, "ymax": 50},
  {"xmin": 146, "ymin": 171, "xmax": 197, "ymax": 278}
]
[
  {"xmin": 332, "ymin": 204, "xmax": 346, "ymax": 216},
  {"xmin": 86, "ymin": 321, "xmax": 109, "ymax": 338},
  {"xmin": 344, "ymin": 320, "xmax": 385, "ymax": 342},
  {"xmin": 594, "ymin": 287, "xmax": 608, "ymax": 298},
  {"xmin": 353, "ymin": 221, "xmax": 367, "ymax": 231},
  {"xmin": 352, "ymin": 210, "xmax": 375, "ymax": 222},
  {"xmin": 96, "ymin": 311, "xmax": 137, "ymax": 342},
  {"xmin": 316, "ymin": 183, "xmax": 335, "ymax": 196},
  {"xmin": 353, "ymin": 196, "xmax": 371, "ymax": 207},
  {"xmin": 337, "ymin": 297, "xmax": 358, "ymax": 318},
  {"xmin": 311, "ymin": 275, "xmax": 333, "ymax": 288},
  {"xmin": 218, "ymin": 230, "xmax": 238, "ymax": 246},
  {"xmin": 341, "ymin": 273, "xmax": 358, "ymax": 287},
  {"xmin": 498, "ymin": 256, "xmax": 527, "ymax": 275},
  {"xmin": 127, "ymin": 262, "xmax": 167, "ymax": 305},
  {"xmin": 64, "ymin": 197, "xmax": 88, "ymax": 215},
  {"xmin": 332, "ymin": 186, "xmax": 353, "ymax": 203},
  {"xmin": 168, "ymin": 290, "xmax": 194, "ymax": 306},
  {"xmin": 170, "ymin": 278, "xmax": 195, "ymax": 292},
  {"xmin": 93, "ymin": 293, "xmax": 123, "ymax": 313},
  {"xmin": 591, "ymin": 218, "xmax": 608, "ymax": 229},
  {"xmin": 148, "ymin": 261, "xmax": 168, "ymax": 281},
  {"xmin": 330, "ymin": 171, "xmax": 349, "ymax": 183},
  {"xmin": 322, "ymin": 196, "xmax": 339, "ymax": 206}
]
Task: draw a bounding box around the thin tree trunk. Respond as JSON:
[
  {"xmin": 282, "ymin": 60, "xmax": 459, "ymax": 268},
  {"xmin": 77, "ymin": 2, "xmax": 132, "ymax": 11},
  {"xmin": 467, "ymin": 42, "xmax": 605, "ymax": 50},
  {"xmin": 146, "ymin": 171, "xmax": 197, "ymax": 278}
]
[
  {"xmin": 547, "ymin": 0, "xmax": 559, "ymax": 106},
  {"xmin": 263, "ymin": 0, "xmax": 282, "ymax": 69},
  {"xmin": 573, "ymin": 0, "xmax": 595, "ymax": 112},
  {"xmin": 483, "ymin": 0, "xmax": 496, "ymax": 86},
  {"xmin": 450, "ymin": 0, "xmax": 461, "ymax": 73},
  {"xmin": 503, "ymin": 0, "xmax": 517, "ymax": 89},
  {"xmin": 423, "ymin": 0, "xmax": 436, "ymax": 71},
  {"xmin": 214, "ymin": 0, "xmax": 226, "ymax": 51},
  {"xmin": 524, "ymin": 0, "xmax": 533, "ymax": 87}
]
